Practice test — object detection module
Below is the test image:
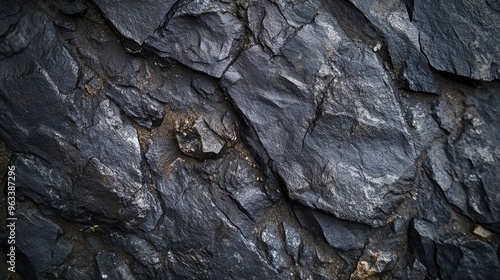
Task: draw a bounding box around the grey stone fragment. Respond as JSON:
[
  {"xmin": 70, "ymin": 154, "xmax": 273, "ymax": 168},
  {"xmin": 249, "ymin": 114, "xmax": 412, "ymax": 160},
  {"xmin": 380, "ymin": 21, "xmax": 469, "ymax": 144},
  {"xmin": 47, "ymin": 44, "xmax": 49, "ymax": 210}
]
[
  {"xmin": 393, "ymin": 260, "xmax": 429, "ymax": 280},
  {"xmin": 76, "ymin": 100, "xmax": 163, "ymax": 230},
  {"xmin": 148, "ymin": 65, "xmax": 210, "ymax": 109},
  {"xmin": 409, "ymin": 219, "xmax": 442, "ymax": 277},
  {"xmin": 282, "ymin": 221, "xmax": 302, "ymax": 262},
  {"xmin": 261, "ymin": 223, "xmax": 291, "ymax": 272},
  {"xmin": 95, "ymin": 252, "xmax": 136, "ymax": 280},
  {"xmin": 348, "ymin": 0, "xmax": 442, "ymax": 93},
  {"xmin": 296, "ymin": 209, "xmax": 372, "ymax": 251},
  {"xmin": 215, "ymin": 152, "xmax": 273, "ymax": 221},
  {"xmin": 296, "ymin": 236, "xmax": 344, "ymax": 279},
  {"xmin": 104, "ymin": 84, "xmax": 165, "ymax": 128},
  {"xmin": 401, "ymin": 94, "xmax": 442, "ymax": 153},
  {"xmin": 0, "ymin": 0, "xmax": 22, "ymax": 36},
  {"xmin": 355, "ymin": 228, "xmax": 409, "ymax": 277},
  {"xmin": 174, "ymin": 127, "xmax": 205, "ymax": 160},
  {"xmin": 145, "ymin": 1, "xmax": 245, "ymax": 77},
  {"xmin": 0, "ymin": 11, "xmax": 78, "ymax": 95},
  {"xmin": 92, "ymin": 0, "xmax": 176, "ymax": 45},
  {"xmin": 16, "ymin": 205, "xmax": 73, "ymax": 280},
  {"xmin": 447, "ymin": 94, "xmax": 500, "ymax": 230},
  {"xmin": 0, "ymin": 55, "xmax": 161, "ymax": 230},
  {"xmin": 436, "ymin": 238, "xmax": 500, "ymax": 279},
  {"xmin": 222, "ymin": 13, "xmax": 416, "ymax": 226},
  {"xmin": 425, "ymin": 142, "xmax": 468, "ymax": 212},
  {"xmin": 195, "ymin": 119, "xmax": 226, "ymax": 155},
  {"xmin": 0, "ymin": 12, "xmax": 45, "ymax": 57},
  {"xmin": 0, "ymin": 62, "xmax": 79, "ymax": 161},
  {"xmin": 271, "ymin": 0, "xmax": 317, "ymax": 27},
  {"xmin": 410, "ymin": 218, "xmax": 500, "ymax": 279},
  {"xmin": 414, "ymin": 0, "xmax": 500, "ymax": 81},
  {"xmin": 149, "ymin": 165, "xmax": 282, "ymax": 279},
  {"xmin": 13, "ymin": 154, "xmax": 73, "ymax": 211},
  {"xmin": 434, "ymin": 92, "xmax": 463, "ymax": 133},
  {"xmin": 146, "ymin": 135, "xmax": 180, "ymax": 176},
  {"xmin": 248, "ymin": 0, "xmax": 293, "ymax": 54},
  {"xmin": 392, "ymin": 218, "xmax": 409, "ymax": 235},
  {"xmin": 113, "ymin": 234, "xmax": 161, "ymax": 266},
  {"xmin": 204, "ymin": 110, "xmax": 238, "ymax": 142},
  {"xmin": 175, "ymin": 118, "xmax": 226, "ymax": 160},
  {"xmin": 73, "ymin": 157, "xmax": 136, "ymax": 222},
  {"xmin": 76, "ymin": 30, "xmax": 148, "ymax": 86},
  {"xmin": 426, "ymin": 90, "xmax": 500, "ymax": 231},
  {"xmin": 373, "ymin": 251, "xmax": 397, "ymax": 272},
  {"xmin": 55, "ymin": 0, "xmax": 88, "ymax": 15},
  {"xmin": 38, "ymin": 44, "xmax": 79, "ymax": 96}
]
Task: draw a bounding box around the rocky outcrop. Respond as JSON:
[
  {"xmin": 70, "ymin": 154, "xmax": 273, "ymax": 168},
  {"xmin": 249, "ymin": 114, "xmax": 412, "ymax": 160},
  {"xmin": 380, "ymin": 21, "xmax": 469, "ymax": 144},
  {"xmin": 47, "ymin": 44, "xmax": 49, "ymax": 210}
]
[{"xmin": 0, "ymin": 0, "xmax": 498, "ymax": 279}]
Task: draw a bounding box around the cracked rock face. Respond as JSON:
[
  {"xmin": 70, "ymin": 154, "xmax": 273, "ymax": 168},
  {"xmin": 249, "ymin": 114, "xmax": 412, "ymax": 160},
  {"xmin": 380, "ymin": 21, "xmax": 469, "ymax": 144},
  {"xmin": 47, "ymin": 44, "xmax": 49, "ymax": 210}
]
[
  {"xmin": 93, "ymin": 0, "xmax": 176, "ymax": 46},
  {"xmin": 0, "ymin": 0, "xmax": 499, "ymax": 279},
  {"xmin": 413, "ymin": 0, "xmax": 500, "ymax": 81},
  {"xmin": 174, "ymin": 117, "xmax": 226, "ymax": 160},
  {"xmin": 222, "ymin": 14, "xmax": 416, "ymax": 226},
  {"xmin": 144, "ymin": 0, "xmax": 245, "ymax": 78}
]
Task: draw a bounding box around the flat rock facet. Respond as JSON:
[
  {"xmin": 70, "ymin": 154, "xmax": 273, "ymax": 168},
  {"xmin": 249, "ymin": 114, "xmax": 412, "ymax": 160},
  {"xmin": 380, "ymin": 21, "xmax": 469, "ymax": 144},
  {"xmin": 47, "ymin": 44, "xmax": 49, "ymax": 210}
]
[
  {"xmin": 145, "ymin": 2, "xmax": 245, "ymax": 77},
  {"xmin": 222, "ymin": 13, "xmax": 416, "ymax": 226},
  {"xmin": 92, "ymin": 0, "xmax": 176, "ymax": 45},
  {"xmin": 414, "ymin": 0, "xmax": 500, "ymax": 81}
]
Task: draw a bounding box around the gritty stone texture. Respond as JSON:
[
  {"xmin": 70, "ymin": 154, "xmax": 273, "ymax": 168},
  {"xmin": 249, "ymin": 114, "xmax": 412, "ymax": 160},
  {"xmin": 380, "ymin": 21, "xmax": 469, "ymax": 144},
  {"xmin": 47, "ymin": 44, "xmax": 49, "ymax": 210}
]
[
  {"xmin": 93, "ymin": 0, "xmax": 176, "ymax": 45},
  {"xmin": 0, "ymin": 0, "xmax": 499, "ymax": 279},
  {"xmin": 144, "ymin": 0, "xmax": 245, "ymax": 77},
  {"xmin": 413, "ymin": 0, "xmax": 500, "ymax": 81}
]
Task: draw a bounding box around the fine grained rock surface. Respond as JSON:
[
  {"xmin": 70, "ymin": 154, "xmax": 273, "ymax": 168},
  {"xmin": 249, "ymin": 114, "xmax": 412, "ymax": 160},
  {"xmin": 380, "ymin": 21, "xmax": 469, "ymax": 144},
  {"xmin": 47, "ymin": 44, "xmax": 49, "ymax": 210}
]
[
  {"xmin": 413, "ymin": 0, "xmax": 500, "ymax": 81},
  {"xmin": 0, "ymin": 0, "xmax": 499, "ymax": 279},
  {"xmin": 93, "ymin": 0, "xmax": 176, "ymax": 46}
]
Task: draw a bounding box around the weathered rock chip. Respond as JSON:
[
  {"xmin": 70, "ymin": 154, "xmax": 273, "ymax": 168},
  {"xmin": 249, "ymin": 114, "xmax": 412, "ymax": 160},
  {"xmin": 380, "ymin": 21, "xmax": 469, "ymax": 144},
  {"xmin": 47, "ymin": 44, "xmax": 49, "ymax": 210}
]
[
  {"xmin": 347, "ymin": 0, "xmax": 442, "ymax": 93},
  {"xmin": 16, "ymin": 205, "xmax": 73, "ymax": 279},
  {"xmin": 413, "ymin": 0, "xmax": 500, "ymax": 81},
  {"xmin": 145, "ymin": 1, "xmax": 245, "ymax": 77},
  {"xmin": 175, "ymin": 117, "xmax": 226, "ymax": 160},
  {"xmin": 92, "ymin": 0, "xmax": 176, "ymax": 46},
  {"xmin": 222, "ymin": 13, "xmax": 416, "ymax": 226}
]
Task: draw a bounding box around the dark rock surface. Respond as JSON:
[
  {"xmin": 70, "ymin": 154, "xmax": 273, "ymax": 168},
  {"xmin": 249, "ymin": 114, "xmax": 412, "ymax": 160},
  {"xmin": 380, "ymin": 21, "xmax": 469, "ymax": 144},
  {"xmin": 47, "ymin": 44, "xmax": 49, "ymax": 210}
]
[
  {"xmin": 144, "ymin": 1, "xmax": 245, "ymax": 78},
  {"xmin": 174, "ymin": 117, "xmax": 226, "ymax": 160},
  {"xmin": 413, "ymin": 0, "xmax": 500, "ymax": 81},
  {"xmin": 347, "ymin": 0, "xmax": 443, "ymax": 93},
  {"xmin": 0, "ymin": 0, "xmax": 499, "ymax": 279},
  {"xmin": 93, "ymin": 0, "xmax": 176, "ymax": 46}
]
